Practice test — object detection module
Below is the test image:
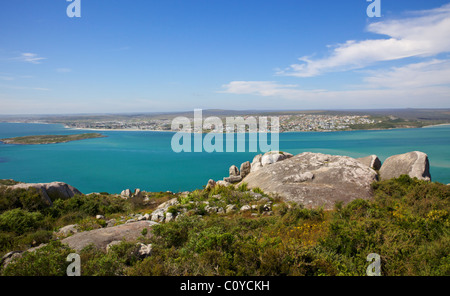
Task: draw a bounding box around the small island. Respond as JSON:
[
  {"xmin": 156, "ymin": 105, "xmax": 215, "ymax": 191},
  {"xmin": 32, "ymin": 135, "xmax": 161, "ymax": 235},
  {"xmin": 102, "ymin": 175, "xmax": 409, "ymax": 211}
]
[{"xmin": 0, "ymin": 133, "xmax": 106, "ymax": 145}]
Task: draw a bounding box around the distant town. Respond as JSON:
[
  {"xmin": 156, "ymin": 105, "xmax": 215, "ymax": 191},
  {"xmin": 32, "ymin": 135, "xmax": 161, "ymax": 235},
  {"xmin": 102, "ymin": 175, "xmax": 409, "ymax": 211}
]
[
  {"xmin": 61, "ymin": 114, "xmax": 375, "ymax": 132},
  {"xmin": 1, "ymin": 109, "xmax": 449, "ymax": 133}
]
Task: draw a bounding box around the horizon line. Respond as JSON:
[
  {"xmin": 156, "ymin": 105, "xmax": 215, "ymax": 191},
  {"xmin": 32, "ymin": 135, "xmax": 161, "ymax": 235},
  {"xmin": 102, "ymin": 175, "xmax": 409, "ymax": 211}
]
[{"xmin": 1, "ymin": 107, "xmax": 450, "ymax": 117}]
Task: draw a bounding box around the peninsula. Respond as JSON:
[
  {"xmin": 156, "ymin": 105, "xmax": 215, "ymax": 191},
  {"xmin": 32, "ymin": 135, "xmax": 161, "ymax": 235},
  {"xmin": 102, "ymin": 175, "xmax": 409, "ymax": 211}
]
[{"xmin": 0, "ymin": 133, "xmax": 106, "ymax": 145}]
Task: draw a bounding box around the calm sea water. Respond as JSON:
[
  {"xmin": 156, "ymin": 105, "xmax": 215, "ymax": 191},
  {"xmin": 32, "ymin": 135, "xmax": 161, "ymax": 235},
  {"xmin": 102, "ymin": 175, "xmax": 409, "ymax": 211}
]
[{"xmin": 0, "ymin": 123, "xmax": 449, "ymax": 193}]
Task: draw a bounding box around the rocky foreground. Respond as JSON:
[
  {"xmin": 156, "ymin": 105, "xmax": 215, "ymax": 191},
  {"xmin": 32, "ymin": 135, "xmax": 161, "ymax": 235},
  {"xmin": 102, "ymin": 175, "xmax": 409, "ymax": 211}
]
[{"xmin": 0, "ymin": 150, "xmax": 437, "ymax": 271}]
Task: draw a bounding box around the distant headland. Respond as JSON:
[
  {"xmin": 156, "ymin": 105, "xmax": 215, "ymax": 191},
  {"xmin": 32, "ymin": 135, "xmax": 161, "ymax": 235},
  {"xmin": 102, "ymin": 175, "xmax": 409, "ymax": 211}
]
[{"xmin": 0, "ymin": 133, "xmax": 106, "ymax": 145}]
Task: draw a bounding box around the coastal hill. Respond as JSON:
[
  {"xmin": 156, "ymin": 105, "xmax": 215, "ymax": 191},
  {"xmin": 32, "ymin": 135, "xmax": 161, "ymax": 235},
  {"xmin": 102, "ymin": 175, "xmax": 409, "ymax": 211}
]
[{"xmin": 0, "ymin": 151, "xmax": 448, "ymax": 276}]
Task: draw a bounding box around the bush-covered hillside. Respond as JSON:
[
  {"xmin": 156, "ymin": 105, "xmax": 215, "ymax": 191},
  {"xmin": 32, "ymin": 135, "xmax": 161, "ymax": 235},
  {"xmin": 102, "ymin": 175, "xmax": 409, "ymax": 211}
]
[{"xmin": 0, "ymin": 175, "xmax": 449, "ymax": 276}]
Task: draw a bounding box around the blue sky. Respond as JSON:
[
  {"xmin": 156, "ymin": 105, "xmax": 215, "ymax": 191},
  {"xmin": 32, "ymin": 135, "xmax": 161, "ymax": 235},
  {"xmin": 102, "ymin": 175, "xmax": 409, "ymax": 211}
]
[{"xmin": 0, "ymin": 0, "xmax": 449, "ymax": 114}]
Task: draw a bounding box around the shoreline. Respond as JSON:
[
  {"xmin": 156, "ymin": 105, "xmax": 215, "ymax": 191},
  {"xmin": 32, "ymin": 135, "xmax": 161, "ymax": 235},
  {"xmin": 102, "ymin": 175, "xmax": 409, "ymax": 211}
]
[
  {"xmin": 1, "ymin": 121, "xmax": 450, "ymax": 134},
  {"xmin": 67, "ymin": 126, "xmax": 439, "ymax": 134},
  {"xmin": 65, "ymin": 126, "xmax": 175, "ymax": 133},
  {"xmin": 422, "ymin": 123, "xmax": 450, "ymax": 128}
]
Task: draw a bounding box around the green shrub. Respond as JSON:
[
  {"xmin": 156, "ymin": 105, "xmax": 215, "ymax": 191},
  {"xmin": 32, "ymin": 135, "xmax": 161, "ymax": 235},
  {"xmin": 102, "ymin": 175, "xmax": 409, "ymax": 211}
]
[
  {"xmin": 1, "ymin": 175, "xmax": 449, "ymax": 276},
  {"xmin": 185, "ymin": 226, "xmax": 235, "ymax": 253},
  {"xmin": 0, "ymin": 209, "xmax": 43, "ymax": 234},
  {"xmin": 0, "ymin": 187, "xmax": 47, "ymax": 213},
  {"xmin": 0, "ymin": 179, "xmax": 20, "ymax": 186},
  {"xmin": 166, "ymin": 206, "xmax": 178, "ymax": 215},
  {"xmin": 2, "ymin": 241, "xmax": 73, "ymax": 276},
  {"xmin": 252, "ymin": 187, "xmax": 264, "ymax": 194},
  {"xmin": 237, "ymin": 183, "xmax": 249, "ymax": 192},
  {"xmin": 280, "ymin": 204, "xmax": 324, "ymax": 225},
  {"xmin": 152, "ymin": 216, "xmax": 202, "ymax": 248},
  {"xmin": 79, "ymin": 245, "xmax": 124, "ymax": 276},
  {"xmin": 47, "ymin": 194, "xmax": 127, "ymax": 218},
  {"xmin": 17, "ymin": 230, "xmax": 53, "ymax": 247},
  {"xmin": 77, "ymin": 217, "xmax": 103, "ymax": 231},
  {"xmin": 0, "ymin": 232, "xmax": 15, "ymax": 251},
  {"xmin": 107, "ymin": 241, "xmax": 142, "ymax": 266}
]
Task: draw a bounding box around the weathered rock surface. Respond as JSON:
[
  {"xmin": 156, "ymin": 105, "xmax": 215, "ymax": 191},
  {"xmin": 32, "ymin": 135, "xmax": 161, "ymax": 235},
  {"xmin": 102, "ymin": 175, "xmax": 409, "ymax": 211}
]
[
  {"xmin": 241, "ymin": 152, "xmax": 378, "ymax": 209},
  {"xmin": 151, "ymin": 209, "xmax": 164, "ymax": 222},
  {"xmin": 379, "ymin": 151, "xmax": 431, "ymax": 181},
  {"xmin": 137, "ymin": 243, "xmax": 152, "ymax": 258},
  {"xmin": 240, "ymin": 205, "xmax": 251, "ymax": 212},
  {"xmin": 240, "ymin": 161, "xmax": 251, "ymax": 178},
  {"xmin": 106, "ymin": 219, "xmax": 117, "ymax": 227},
  {"xmin": 224, "ymin": 175, "xmax": 242, "ymax": 183},
  {"xmin": 106, "ymin": 241, "xmax": 122, "ymax": 252},
  {"xmin": 226, "ymin": 204, "xmax": 237, "ymax": 213},
  {"xmin": 156, "ymin": 198, "xmax": 179, "ymax": 211},
  {"xmin": 121, "ymin": 188, "xmax": 146, "ymax": 199},
  {"xmin": 261, "ymin": 151, "xmax": 293, "ymax": 166},
  {"xmin": 229, "ymin": 165, "xmax": 240, "ymax": 176},
  {"xmin": 1, "ymin": 244, "xmax": 47, "ymax": 269},
  {"xmin": 357, "ymin": 155, "xmax": 382, "ymax": 170},
  {"xmin": 9, "ymin": 182, "xmax": 82, "ymax": 206},
  {"xmin": 206, "ymin": 179, "xmax": 216, "ymax": 189},
  {"xmin": 250, "ymin": 151, "xmax": 293, "ymax": 173},
  {"xmin": 151, "ymin": 198, "xmax": 179, "ymax": 222},
  {"xmin": 250, "ymin": 154, "xmax": 263, "ymax": 173},
  {"xmin": 121, "ymin": 189, "xmax": 132, "ymax": 198},
  {"xmin": 216, "ymin": 180, "xmax": 231, "ymax": 187},
  {"xmin": 56, "ymin": 224, "xmax": 79, "ymax": 237},
  {"xmin": 165, "ymin": 212, "xmax": 174, "ymax": 222},
  {"xmin": 1, "ymin": 251, "xmax": 23, "ymax": 269},
  {"xmin": 134, "ymin": 188, "xmax": 143, "ymax": 198},
  {"xmin": 61, "ymin": 221, "xmax": 158, "ymax": 252}
]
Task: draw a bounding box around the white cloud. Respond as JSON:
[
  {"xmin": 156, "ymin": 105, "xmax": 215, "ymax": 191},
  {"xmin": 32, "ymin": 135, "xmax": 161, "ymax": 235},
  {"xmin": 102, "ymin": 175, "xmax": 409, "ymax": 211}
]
[
  {"xmin": 14, "ymin": 53, "xmax": 47, "ymax": 64},
  {"xmin": 362, "ymin": 59, "xmax": 450, "ymax": 89},
  {"xmin": 278, "ymin": 3, "xmax": 450, "ymax": 77},
  {"xmin": 221, "ymin": 80, "xmax": 450, "ymax": 108},
  {"xmin": 219, "ymin": 81, "xmax": 303, "ymax": 96},
  {"xmin": 56, "ymin": 68, "xmax": 72, "ymax": 73},
  {"xmin": 221, "ymin": 4, "xmax": 450, "ymax": 108}
]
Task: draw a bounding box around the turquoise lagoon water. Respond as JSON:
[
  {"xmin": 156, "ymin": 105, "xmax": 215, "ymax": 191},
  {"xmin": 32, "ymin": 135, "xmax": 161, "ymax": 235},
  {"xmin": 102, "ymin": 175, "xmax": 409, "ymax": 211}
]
[{"xmin": 0, "ymin": 123, "xmax": 449, "ymax": 194}]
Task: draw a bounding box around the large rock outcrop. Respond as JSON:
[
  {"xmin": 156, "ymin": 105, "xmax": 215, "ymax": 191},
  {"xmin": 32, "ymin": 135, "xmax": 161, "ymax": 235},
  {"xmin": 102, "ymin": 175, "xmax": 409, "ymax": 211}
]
[
  {"xmin": 356, "ymin": 155, "xmax": 382, "ymax": 170},
  {"xmin": 9, "ymin": 182, "xmax": 82, "ymax": 206},
  {"xmin": 241, "ymin": 152, "xmax": 378, "ymax": 209},
  {"xmin": 379, "ymin": 151, "xmax": 431, "ymax": 181},
  {"xmin": 61, "ymin": 221, "xmax": 158, "ymax": 252}
]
